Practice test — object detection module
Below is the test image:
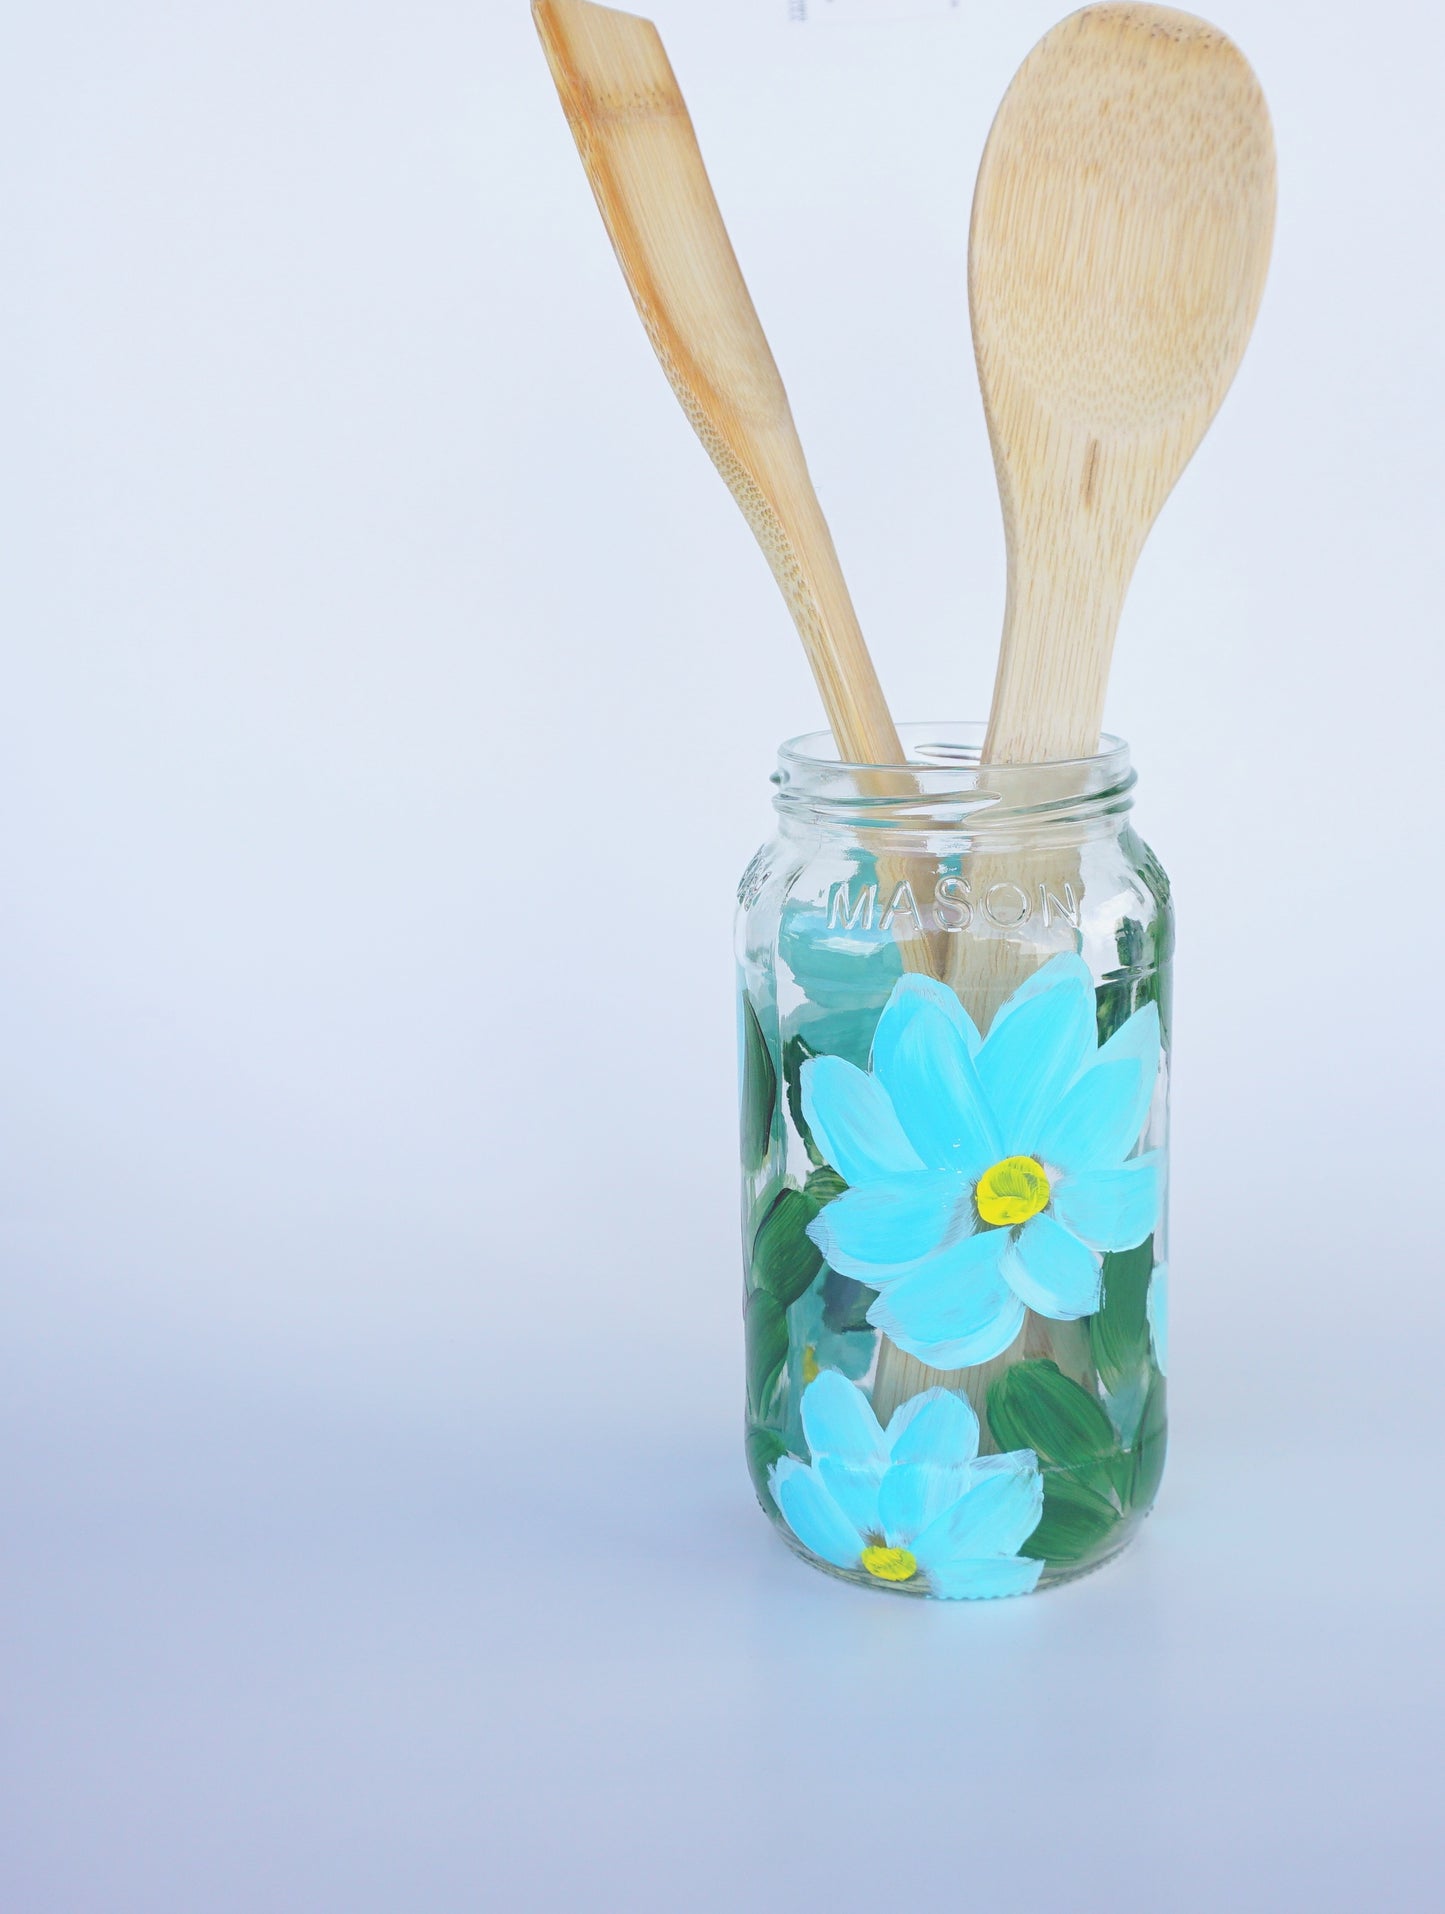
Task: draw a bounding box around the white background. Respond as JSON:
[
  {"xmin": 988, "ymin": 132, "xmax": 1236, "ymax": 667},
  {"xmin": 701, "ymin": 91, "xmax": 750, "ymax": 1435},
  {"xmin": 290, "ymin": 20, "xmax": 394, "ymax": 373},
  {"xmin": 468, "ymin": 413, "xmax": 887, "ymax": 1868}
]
[{"xmin": 3, "ymin": 2, "xmax": 1443, "ymax": 1908}]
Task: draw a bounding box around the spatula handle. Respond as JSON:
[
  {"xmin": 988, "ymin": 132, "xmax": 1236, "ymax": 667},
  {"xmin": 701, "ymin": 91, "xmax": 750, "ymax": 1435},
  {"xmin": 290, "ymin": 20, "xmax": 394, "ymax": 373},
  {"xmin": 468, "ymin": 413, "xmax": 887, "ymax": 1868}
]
[{"xmin": 534, "ymin": 0, "xmax": 902, "ymax": 767}]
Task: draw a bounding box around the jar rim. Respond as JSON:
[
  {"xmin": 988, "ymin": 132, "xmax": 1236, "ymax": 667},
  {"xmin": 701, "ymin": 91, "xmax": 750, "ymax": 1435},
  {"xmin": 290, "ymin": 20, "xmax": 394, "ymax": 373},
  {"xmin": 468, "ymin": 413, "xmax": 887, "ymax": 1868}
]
[
  {"xmin": 777, "ymin": 720, "xmax": 1131, "ymax": 781},
  {"xmin": 771, "ymin": 722, "xmax": 1136, "ymax": 834}
]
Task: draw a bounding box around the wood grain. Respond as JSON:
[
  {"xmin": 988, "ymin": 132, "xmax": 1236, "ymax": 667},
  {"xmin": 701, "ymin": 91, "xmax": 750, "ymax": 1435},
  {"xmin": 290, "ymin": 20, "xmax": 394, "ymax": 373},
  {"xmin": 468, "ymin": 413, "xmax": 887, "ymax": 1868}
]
[
  {"xmin": 973, "ymin": 3, "xmax": 1276, "ymax": 766},
  {"xmin": 533, "ymin": 0, "xmax": 903, "ymax": 768}
]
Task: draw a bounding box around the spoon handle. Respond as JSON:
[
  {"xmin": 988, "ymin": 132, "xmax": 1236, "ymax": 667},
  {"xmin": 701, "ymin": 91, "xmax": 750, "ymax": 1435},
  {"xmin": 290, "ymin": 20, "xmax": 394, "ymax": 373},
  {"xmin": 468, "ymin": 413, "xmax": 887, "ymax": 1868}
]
[{"xmin": 983, "ymin": 415, "xmax": 1140, "ymax": 764}]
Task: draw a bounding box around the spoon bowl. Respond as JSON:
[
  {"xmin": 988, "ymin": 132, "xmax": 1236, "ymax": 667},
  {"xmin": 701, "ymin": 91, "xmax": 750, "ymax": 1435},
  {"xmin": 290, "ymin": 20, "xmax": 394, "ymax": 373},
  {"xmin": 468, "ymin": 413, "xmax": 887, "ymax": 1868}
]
[{"xmin": 972, "ymin": 3, "xmax": 1276, "ymax": 764}]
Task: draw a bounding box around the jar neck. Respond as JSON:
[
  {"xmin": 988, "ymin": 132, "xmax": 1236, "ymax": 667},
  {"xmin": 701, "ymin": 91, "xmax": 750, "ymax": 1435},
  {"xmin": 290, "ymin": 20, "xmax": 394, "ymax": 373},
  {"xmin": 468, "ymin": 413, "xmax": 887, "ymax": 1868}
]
[{"xmin": 772, "ymin": 723, "xmax": 1136, "ymax": 854}]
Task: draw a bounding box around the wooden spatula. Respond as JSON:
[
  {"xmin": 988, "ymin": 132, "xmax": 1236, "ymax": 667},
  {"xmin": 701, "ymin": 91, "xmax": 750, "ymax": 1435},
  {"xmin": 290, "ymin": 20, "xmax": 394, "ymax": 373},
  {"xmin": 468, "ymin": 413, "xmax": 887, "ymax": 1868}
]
[
  {"xmin": 972, "ymin": 4, "xmax": 1276, "ymax": 764},
  {"xmin": 533, "ymin": 0, "xmax": 903, "ymax": 767}
]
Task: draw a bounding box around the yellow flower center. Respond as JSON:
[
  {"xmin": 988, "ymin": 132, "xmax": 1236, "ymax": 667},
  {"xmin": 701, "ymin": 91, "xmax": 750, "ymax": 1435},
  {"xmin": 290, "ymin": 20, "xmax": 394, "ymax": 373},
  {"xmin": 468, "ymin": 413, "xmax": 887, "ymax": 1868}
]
[
  {"xmin": 976, "ymin": 1155, "xmax": 1052, "ymax": 1228},
  {"xmin": 801, "ymin": 1344, "xmax": 820, "ymax": 1386},
  {"xmin": 861, "ymin": 1544, "xmax": 919, "ymax": 1584}
]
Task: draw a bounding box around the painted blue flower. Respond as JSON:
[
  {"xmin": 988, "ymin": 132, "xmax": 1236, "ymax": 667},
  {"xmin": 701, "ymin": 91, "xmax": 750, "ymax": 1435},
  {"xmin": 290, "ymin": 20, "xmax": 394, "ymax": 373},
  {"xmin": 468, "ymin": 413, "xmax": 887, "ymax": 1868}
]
[
  {"xmin": 801, "ymin": 955, "xmax": 1164, "ymax": 1370},
  {"xmin": 1148, "ymin": 1261, "xmax": 1169, "ymax": 1376},
  {"xmin": 770, "ymin": 1370, "xmax": 1044, "ymax": 1598}
]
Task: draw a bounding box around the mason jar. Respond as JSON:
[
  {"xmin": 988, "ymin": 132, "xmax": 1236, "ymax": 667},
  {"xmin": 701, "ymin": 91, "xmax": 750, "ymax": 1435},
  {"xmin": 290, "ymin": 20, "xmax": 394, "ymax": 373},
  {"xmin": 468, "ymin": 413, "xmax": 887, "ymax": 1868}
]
[{"xmin": 736, "ymin": 723, "xmax": 1172, "ymax": 1598}]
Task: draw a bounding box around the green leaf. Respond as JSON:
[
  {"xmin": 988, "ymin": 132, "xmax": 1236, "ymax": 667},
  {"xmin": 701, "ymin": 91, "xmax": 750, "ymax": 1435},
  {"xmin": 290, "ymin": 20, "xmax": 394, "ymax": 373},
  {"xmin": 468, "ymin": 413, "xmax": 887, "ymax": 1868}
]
[
  {"xmin": 821, "ymin": 1267, "xmax": 877, "ymax": 1335},
  {"xmin": 1130, "ymin": 1372, "xmax": 1168, "ymax": 1512},
  {"xmin": 750, "ymin": 1186, "xmax": 824, "ymax": 1308},
  {"xmin": 784, "ymin": 1032, "xmax": 826, "ymax": 1166},
  {"xmin": 1095, "ymin": 937, "xmax": 1152, "ymax": 1047},
  {"xmin": 1090, "ymin": 1235, "xmax": 1155, "ymax": 1396},
  {"xmin": 746, "ymin": 1174, "xmax": 787, "ymax": 1248},
  {"xmin": 1022, "ymin": 1473, "xmax": 1123, "ymax": 1565},
  {"xmin": 805, "ymin": 1165, "xmax": 848, "ymax": 1206},
  {"xmin": 1095, "ymin": 861, "xmax": 1174, "ymax": 1047},
  {"xmin": 745, "ymin": 1424, "xmax": 791, "ymax": 1515},
  {"xmin": 746, "ymin": 1290, "xmax": 788, "ymax": 1419},
  {"xmin": 740, "ymin": 996, "xmax": 777, "ymax": 1174},
  {"xmin": 987, "ymin": 1359, "xmax": 1123, "ymax": 1498}
]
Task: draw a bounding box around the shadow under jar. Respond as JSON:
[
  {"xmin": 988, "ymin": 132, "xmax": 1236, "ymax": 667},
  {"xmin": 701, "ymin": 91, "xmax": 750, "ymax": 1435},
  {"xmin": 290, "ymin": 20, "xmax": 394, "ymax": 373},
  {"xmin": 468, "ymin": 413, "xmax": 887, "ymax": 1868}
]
[{"xmin": 736, "ymin": 724, "xmax": 1172, "ymax": 1599}]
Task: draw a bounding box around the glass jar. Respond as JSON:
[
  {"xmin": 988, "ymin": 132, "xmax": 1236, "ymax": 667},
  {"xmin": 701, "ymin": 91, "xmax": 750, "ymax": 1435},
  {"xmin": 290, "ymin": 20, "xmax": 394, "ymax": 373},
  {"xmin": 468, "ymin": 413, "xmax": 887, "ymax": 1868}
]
[{"xmin": 736, "ymin": 723, "xmax": 1172, "ymax": 1598}]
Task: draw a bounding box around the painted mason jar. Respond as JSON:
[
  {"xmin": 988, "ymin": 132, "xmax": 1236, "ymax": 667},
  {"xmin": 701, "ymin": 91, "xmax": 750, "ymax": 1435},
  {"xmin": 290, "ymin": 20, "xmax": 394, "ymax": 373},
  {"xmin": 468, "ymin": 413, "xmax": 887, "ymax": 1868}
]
[{"xmin": 736, "ymin": 723, "xmax": 1171, "ymax": 1598}]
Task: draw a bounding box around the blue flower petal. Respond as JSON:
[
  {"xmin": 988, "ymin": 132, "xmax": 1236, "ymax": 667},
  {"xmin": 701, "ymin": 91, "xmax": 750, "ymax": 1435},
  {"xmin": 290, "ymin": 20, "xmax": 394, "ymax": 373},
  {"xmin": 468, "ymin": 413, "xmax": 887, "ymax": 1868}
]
[
  {"xmin": 1148, "ymin": 1261, "xmax": 1169, "ymax": 1376},
  {"xmin": 871, "ymin": 997, "xmax": 1001, "ymax": 1177},
  {"xmin": 818, "ymin": 1457, "xmax": 885, "ymax": 1539},
  {"xmin": 926, "ymin": 1554, "xmax": 1044, "ymax": 1600},
  {"xmin": 878, "ymin": 1392, "xmax": 982, "ymax": 1541},
  {"xmin": 878, "ymin": 1461, "xmax": 974, "ymax": 1549},
  {"xmin": 1050, "ymin": 1153, "xmax": 1163, "ymax": 1252},
  {"xmin": 800, "ymin": 1056, "xmax": 924, "ymax": 1186},
  {"xmin": 1033, "ymin": 1000, "xmax": 1160, "ymax": 1174},
  {"xmin": 1005, "ymin": 1212, "xmax": 1103, "ymax": 1319},
  {"xmin": 977, "ymin": 959, "xmax": 1098, "ymax": 1151},
  {"xmin": 872, "ymin": 972, "xmax": 983, "ymax": 1065},
  {"xmin": 1035, "ymin": 1057, "xmax": 1152, "ymax": 1176},
  {"xmin": 870, "ymin": 976, "xmax": 994, "ymax": 1171},
  {"xmin": 771, "ymin": 1457, "xmax": 863, "ymax": 1569},
  {"xmin": 809, "ymin": 1171, "xmax": 967, "ymax": 1279},
  {"xmin": 885, "ymin": 1387, "xmax": 981, "ymax": 1468},
  {"xmin": 799, "ymin": 1370, "xmax": 889, "ymax": 1471},
  {"xmin": 1097, "ymin": 1000, "xmax": 1162, "ymax": 1077},
  {"xmin": 992, "ymin": 952, "xmax": 1093, "ymax": 1018},
  {"xmin": 909, "ymin": 1453, "xmax": 1045, "ymax": 1567},
  {"xmin": 969, "ymin": 1448, "xmax": 1043, "ymax": 1483},
  {"xmin": 866, "ymin": 1229, "xmax": 1026, "ymax": 1369}
]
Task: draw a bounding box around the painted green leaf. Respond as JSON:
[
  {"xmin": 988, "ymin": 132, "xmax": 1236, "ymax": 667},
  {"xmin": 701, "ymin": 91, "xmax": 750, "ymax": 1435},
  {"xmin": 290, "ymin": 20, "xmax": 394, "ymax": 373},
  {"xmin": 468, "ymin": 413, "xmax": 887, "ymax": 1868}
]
[
  {"xmin": 740, "ymin": 996, "xmax": 777, "ymax": 1174},
  {"xmin": 1097, "ymin": 978, "xmax": 1162, "ymax": 1047},
  {"xmin": 746, "ymin": 1174, "xmax": 788, "ymax": 1245},
  {"xmin": 1095, "ymin": 863, "xmax": 1173, "ymax": 1048},
  {"xmin": 821, "ymin": 1267, "xmax": 878, "ymax": 1335},
  {"xmin": 805, "ymin": 1165, "xmax": 848, "ymax": 1206},
  {"xmin": 751, "ymin": 1186, "xmax": 824, "ymax": 1308},
  {"xmin": 746, "ymin": 1290, "xmax": 788, "ymax": 1419},
  {"xmin": 1090, "ymin": 1234, "xmax": 1155, "ymax": 1396},
  {"xmin": 1130, "ymin": 1372, "xmax": 1168, "ymax": 1512},
  {"xmin": 987, "ymin": 1359, "xmax": 1122, "ymax": 1496},
  {"xmin": 1022, "ymin": 1472, "xmax": 1123, "ymax": 1565},
  {"xmin": 784, "ymin": 1032, "xmax": 826, "ymax": 1166},
  {"xmin": 746, "ymin": 1424, "xmax": 791, "ymax": 1515}
]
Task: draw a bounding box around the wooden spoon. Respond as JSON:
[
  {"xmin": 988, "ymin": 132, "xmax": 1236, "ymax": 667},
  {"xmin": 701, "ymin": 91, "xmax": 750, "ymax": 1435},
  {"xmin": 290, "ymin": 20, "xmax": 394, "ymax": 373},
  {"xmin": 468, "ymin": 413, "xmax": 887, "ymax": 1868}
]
[
  {"xmin": 533, "ymin": 0, "xmax": 903, "ymax": 767},
  {"xmin": 891, "ymin": 8, "xmax": 1275, "ymax": 1423},
  {"xmin": 972, "ymin": 3, "xmax": 1276, "ymax": 764}
]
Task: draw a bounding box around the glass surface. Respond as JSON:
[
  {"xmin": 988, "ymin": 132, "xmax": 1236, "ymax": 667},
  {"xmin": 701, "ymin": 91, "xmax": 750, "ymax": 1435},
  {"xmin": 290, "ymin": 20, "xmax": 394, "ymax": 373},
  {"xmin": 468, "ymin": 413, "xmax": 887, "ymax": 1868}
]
[{"xmin": 736, "ymin": 724, "xmax": 1172, "ymax": 1597}]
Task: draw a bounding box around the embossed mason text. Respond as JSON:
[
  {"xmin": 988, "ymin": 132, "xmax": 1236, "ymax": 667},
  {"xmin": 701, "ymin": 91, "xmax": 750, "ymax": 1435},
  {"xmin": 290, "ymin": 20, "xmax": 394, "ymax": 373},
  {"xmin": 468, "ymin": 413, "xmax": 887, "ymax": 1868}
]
[{"xmin": 826, "ymin": 875, "xmax": 1082, "ymax": 934}]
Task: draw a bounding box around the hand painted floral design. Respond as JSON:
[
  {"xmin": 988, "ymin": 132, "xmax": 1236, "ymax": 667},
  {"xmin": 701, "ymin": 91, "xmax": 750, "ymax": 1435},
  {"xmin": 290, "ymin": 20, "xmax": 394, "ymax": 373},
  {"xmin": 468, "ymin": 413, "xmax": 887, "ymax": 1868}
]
[
  {"xmin": 1147, "ymin": 1261, "xmax": 1169, "ymax": 1376},
  {"xmin": 801, "ymin": 956, "xmax": 1164, "ymax": 1370},
  {"xmin": 792, "ymin": 1272, "xmax": 876, "ymax": 1386},
  {"xmin": 770, "ymin": 1370, "xmax": 1045, "ymax": 1599},
  {"xmin": 780, "ymin": 1268, "xmax": 877, "ymax": 1454}
]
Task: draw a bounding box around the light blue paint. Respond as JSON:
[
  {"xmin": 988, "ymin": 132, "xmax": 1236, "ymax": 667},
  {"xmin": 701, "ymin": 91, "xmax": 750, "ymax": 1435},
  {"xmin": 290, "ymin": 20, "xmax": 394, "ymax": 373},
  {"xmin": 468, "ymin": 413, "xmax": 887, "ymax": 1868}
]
[
  {"xmin": 769, "ymin": 1371, "xmax": 1044, "ymax": 1600},
  {"xmin": 803, "ymin": 956, "xmax": 1165, "ymax": 1368}
]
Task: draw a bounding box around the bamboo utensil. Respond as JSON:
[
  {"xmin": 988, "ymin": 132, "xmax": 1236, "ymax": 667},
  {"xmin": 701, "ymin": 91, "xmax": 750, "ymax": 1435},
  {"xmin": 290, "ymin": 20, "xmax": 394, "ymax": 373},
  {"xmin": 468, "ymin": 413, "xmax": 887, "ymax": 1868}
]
[
  {"xmin": 973, "ymin": 3, "xmax": 1276, "ymax": 767},
  {"xmin": 532, "ymin": 0, "xmax": 904, "ymax": 769},
  {"xmin": 877, "ymin": 3, "xmax": 1276, "ymax": 1427}
]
